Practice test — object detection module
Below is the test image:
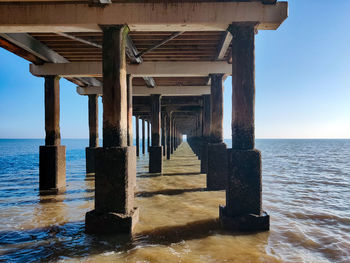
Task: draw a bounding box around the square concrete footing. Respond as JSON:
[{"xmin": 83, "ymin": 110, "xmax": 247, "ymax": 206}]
[
  {"xmin": 39, "ymin": 145, "xmax": 66, "ymax": 195},
  {"xmin": 219, "ymin": 205, "xmax": 269, "ymax": 232},
  {"xmin": 207, "ymin": 142, "xmax": 228, "ymax": 190},
  {"xmin": 85, "ymin": 146, "xmax": 138, "ymax": 235},
  {"xmin": 226, "ymin": 149, "xmax": 262, "ymax": 215},
  {"xmin": 85, "ymin": 147, "xmax": 97, "ymax": 175},
  {"xmin": 85, "ymin": 207, "xmax": 139, "ymax": 235},
  {"xmin": 149, "ymin": 146, "xmax": 163, "ymax": 173}
]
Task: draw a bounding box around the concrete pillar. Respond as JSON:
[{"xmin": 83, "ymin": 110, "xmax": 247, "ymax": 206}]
[
  {"xmin": 39, "ymin": 75, "xmax": 66, "ymax": 194},
  {"xmin": 86, "ymin": 94, "xmax": 99, "ymax": 175},
  {"xmin": 127, "ymin": 74, "xmax": 133, "ymax": 147},
  {"xmin": 142, "ymin": 118, "xmax": 145, "ymax": 154},
  {"xmin": 201, "ymin": 95, "xmax": 210, "ymax": 173},
  {"xmin": 149, "ymin": 94, "xmax": 162, "ymax": 173},
  {"xmin": 161, "ymin": 114, "xmax": 167, "ymax": 156},
  {"xmin": 147, "ymin": 120, "xmax": 150, "ymax": 152},
  {"xmin": 207, "ymin": 74, "xmax": 228, "ymax": 190},
  {"xmin": 136, "ymin": 116, "xmax": 140, "ymax": 156},
  {"xmin": 219, "ymin": 22, "xmax": 269, "ymax": 232},
  {"xmin": 85, "ymin": 25, "xmax": 138, "ymax": 235},
  {"xmin": 170, "ymin": 117, "xmax": 174, "ymax": 154},
  {"xmin": 166, "ymin": 112, "xmax": 171, "ymax": 160}
]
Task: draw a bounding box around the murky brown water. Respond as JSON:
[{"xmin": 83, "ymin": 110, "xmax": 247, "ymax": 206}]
[{"xmin": 0, "ymin": 139, "xmax": 349, "ymax": 262}]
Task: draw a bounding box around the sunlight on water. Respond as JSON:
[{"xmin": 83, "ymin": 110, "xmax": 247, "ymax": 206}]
[{"xmin": 0, "ymin": 139, "xmax": 349, "ymax": 262}]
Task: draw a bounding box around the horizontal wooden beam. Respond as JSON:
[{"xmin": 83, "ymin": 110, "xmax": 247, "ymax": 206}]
[
  {"xmin": 77, "ymin": 85, "xmax": 210, "ymax": 96},
  {"xmin": 0, "ymin": 2, "xmax": 288, "ymax": 33},
  {"xmin": 30, "ymin": 61, "xmax": 231, "ymax": 77}
]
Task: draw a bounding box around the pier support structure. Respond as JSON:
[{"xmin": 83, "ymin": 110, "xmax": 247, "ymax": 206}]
[
  {"xmin": 219, "ymin": 23, "xmax": 269, "ymax": 232},
  {"xmin": 161, "ymin": 113, "xmax": 167, "ymax": 157},
  {"xmin": 147, "ymin": 119, "xmax": 150, "ymax": 152},
  {"xmin": 85, "ymin": 94, "xmax": 99, "ymax": 175},
  {"xmin": 207, "ymin": 74, "xmax": 227, "ymax": 190},
  {"xmin": 149, "ymin": 94, "xmax": 162, "ymax": 173},
  {"xmin": 142, "ymin": 118, "xmax": 145, "ymax": 154},
  {"xmin": 166, "ymin": 112, "xmax": 172, "ymax": 160},
  {"xmin": 85, "ymin": 25, "xmax": 138, "ymax": 235},
  {"xmin": 200, "ymin": 94, "xmax": 211, "ymax": 173},
  {"xmin": 136, "ymin": 116, "xmax": 140, "ymax": 156},
  {"xmin": 39, "ymin": 75, "xmax": 66, "ymax": 194}
]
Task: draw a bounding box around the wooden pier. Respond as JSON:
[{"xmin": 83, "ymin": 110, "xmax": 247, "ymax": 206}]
[{"xmin": 0, "ymin": 0, "xmax": 288, "ymax": 234}]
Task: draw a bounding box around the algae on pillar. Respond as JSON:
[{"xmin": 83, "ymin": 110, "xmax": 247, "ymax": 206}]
[
  {"xmin": 86, "ymin": 94, "xmax": 99, "ymax": 175},
  {"xmin": 219, "ymin": 22, "xmax": 269, "ymax": 232},
  {"xmin": 149, "ymin": 94, "xmax": 163, "ymax": 173},
  {"xmin": 207, "ymin": 74, "xmax": 228, "ymax": 190},
  {"xmin": 85, "ymin": 25, "xmax": 138, "ymax": 235}
]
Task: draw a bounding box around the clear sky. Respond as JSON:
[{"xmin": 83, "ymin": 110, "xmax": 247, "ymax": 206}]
[{"xmin": 0, "ymin": 0, "xmax": 349, "ymax": 139}]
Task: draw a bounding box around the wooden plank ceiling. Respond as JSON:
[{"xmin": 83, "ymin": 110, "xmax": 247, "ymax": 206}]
[{"xmin": 29, "ymin": 31, "xmax": 231, "ymax": 87}]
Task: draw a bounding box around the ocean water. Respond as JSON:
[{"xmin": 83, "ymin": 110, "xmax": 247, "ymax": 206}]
[{"xmin": 0, "ymin": 139, "xmax": 349, "ymax": 262}]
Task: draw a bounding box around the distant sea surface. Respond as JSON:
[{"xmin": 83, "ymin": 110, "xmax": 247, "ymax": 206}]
[{"xmin": 0, "ymin": 139, "xmax": 349, "ymax": 262}]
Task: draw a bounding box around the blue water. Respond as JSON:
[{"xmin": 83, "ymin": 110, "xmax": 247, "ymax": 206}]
[{"xmin": 0, "ymin": 139, "xmax": 349, "ymax": 262}]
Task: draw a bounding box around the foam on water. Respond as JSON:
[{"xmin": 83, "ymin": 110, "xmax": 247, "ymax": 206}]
[{"xmin": 0, "ymin": 139, "xmax": 349, "ymax": 262}]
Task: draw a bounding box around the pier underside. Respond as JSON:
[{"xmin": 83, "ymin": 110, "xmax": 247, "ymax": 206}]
[{"xmin": 0, "ymin": 0, "xmax": 287, "ymax": 235}]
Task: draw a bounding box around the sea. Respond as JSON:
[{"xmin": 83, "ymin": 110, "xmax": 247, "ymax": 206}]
[{"xmin": 0, "ymin": 139, "xmax": 349, "ymax": 263}]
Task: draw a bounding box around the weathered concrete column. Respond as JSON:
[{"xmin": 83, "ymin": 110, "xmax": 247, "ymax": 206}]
[
  {"xmin": 85, "ymin": 25, "xmax": 138, "ymax": 235},
  {"xmin": 85, "ymin": 94, "xmax": 99, "ymax": 175},
  {"xmin": 149, "ymin": 94, "xmax": 162, "ymax": 173},
  {"xmin": 127, "ymin": 74, "xmax": 133, "ymax": 147},
  {"xmin": 147, "ymin": 120, "xmax": 150, "ymax": 152},
  {"xmin": 200, "ymin": 95, "xmax": 211, "ymax": 173},
  {"xmin": 170, "ymin": 117, "xmax": 174, "ymax": 154},
  {"xmin": 136, "ymin": 116, "xmax": 140, "ymax": 156},
  {"xmin": 207, "ymin": 73, "xmax": 228, "ymax": 190},
  {"xmin": 161, "ymin": 113, "xmax": 167, "ymax": 156},
  {"xmin": 166, "ymin": 112, "xmax": 171, "ymax": 160},
  {"xmin": 219, "ymin": 22, "xmax": 269, "ymax": 232},
  {"xmin": 39, "ymin": 75, "xmax": 66, "ymax": 194},
  {"xmin": 142, "ymin": 118, "xmax": 145, "ymax": 154}
]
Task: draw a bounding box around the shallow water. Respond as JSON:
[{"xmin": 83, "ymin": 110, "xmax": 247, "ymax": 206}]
[{"xmin": 0, "ymin": 139, "xmax": 349, "ymax": 262}]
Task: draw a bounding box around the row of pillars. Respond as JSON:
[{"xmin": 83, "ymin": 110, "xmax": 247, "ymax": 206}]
[{"xmin": 38, "ymin": 22, "xmax": 268, "ymax": 235}]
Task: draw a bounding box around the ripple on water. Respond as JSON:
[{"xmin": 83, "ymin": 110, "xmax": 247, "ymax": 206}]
[{"xmin": 0, "ymin": 139, "xmax": 350, "ymax": 263}]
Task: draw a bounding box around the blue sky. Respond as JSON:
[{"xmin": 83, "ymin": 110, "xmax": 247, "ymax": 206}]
[{"xmin": 0, "ymin": 0, "xmax": 349, "ymax": 139}]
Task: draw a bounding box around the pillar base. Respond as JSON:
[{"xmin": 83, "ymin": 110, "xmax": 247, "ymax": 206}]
[
  {"xmin": 149, "ymin": 146, "xmax": 163, "ymax": 173},
  {"xmin": 85, "ymin": 147, "xmax": 97, "ymax": 175},
  {"xmin": 85, "ymin": 207, "xmax": 139, "ymax": 235},
  {"xmin": 39, "ymin": 145, "xmax": 66, "ymax": 195},
  {"xmin": 219, "ymin": 206, "xmax": 269, "ymax": 232},
  {"xmin": 226, "ymin": 149, "xmax": 262, "ymax": 215},
  {"xmin": 207, "ymin": 142, "xmax": 227, "ymax": 190}
]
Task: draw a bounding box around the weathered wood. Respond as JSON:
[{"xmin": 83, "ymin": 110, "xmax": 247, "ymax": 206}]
[
  {"xmin": 76, "ymin": 85, "xmax": 210, "ymax": 96},
  {"xmin": 102, "ymin": 25, "xmax": 128, "ymax": 147},
  {"xmin": 0, "ymin": 2, "xmax": 288, "ymax": 32},
  {"xmin": 30, "ymin": 61, "xmax": 232, "ymax": 77},
  {"xmin": 127, "ymin": 74, "xmax": 133, "ymax": 146},
  {"xmin": 150, "ymin": 94, "xmax": 161, "ymax": 146},
  {"xmin": 209, "ymin": 74, "xmax": 224, "ymax": 143},
  {"xmin": 136, "ymin": 116, "xmax": 140, "ymax": 156},
  {"xmin": 44, "ymin": 76, "xmax": 61, "ymax": 146},
  {"xmin": 88, "ymin": 94, "xmax": 99, "ymax": 147},
  {"xmin": 216, "ymin": 30, "xmax": 232, "ymax": 60},
  {"xmin": 230, "ymin": 23, "xmax": 257, "ymax": 150}
]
